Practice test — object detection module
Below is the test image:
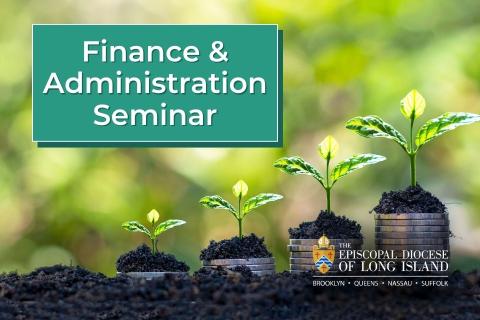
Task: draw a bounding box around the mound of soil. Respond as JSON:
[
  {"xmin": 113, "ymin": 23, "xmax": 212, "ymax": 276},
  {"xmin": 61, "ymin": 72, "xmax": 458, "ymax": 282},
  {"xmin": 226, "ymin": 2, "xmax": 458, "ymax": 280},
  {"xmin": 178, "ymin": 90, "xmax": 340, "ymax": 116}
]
[
  {"xmin": 0, "ymin": 265, "xmax": 479, "ymax": 319},
  {"xmin": 289, "ymin": 210, "xmax": 363, "ymax": 239},
  {"xmin": 116, "ymin": 244, "xmax": 189, "ymax": 272},
  {"xmin": 374, "ymin": 185, "xmax": 447, "ymax": 214},
  {"xmin": 194, "ymin": 265, "xmax": 254, "ymax": 279},
  {"xmin": 199, "ymin": 234, "xmax": 272, "ymax": 260}
]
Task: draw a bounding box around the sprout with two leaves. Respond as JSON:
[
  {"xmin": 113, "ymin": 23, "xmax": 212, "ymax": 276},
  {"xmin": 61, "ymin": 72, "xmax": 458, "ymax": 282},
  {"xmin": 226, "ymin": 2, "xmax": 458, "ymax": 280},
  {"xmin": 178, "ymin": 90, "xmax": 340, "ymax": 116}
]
[
  {"xmin": 346, "ymin": 90, "xmax": 480, "ymax": 186},
  {"xmin": 122, "ymin": 209, "xmax": 186, "ymax": 255},
  {"xmin": 274, "ymin": 136, "xmax": 386, "ymax": 213},
  {"xmin": 199, "ymin": 180, "xmax": 283, "ymax": 238}
]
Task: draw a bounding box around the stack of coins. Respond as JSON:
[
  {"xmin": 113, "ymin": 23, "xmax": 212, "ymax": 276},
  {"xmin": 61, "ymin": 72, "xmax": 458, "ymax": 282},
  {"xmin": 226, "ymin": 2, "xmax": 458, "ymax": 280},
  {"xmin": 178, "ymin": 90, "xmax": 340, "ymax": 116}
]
[
  {"xmin": 375, "ymin": 213, "xmax": 450, "ymax": 268},
  {"xmin": 202, "ymin": 257, "xmax": 275, "ymax": 276},
  {"xmin": 288, "ymin": 239, "xmax": 363, "ymax": 274}
]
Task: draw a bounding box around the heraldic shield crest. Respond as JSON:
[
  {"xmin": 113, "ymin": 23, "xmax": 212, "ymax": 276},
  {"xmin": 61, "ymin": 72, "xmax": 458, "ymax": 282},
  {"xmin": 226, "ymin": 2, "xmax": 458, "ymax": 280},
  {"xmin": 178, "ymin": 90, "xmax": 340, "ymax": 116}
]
[{"xmin": 313, "ymin": 234, "xmax": 335, "ymax": 274}]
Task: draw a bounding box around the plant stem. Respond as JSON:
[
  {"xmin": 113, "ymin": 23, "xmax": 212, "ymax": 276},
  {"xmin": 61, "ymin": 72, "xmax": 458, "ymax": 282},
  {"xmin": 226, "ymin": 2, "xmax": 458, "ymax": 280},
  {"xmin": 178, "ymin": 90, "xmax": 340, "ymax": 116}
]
[
  {"xmin": 238, "ymin": 218, "xmax": 242, "ymax": 238},
  {"xmin": 325, "ymin": 158, "xmax": 331, "ymax": 213},
  {"xmin": 409, "ymin": 117, "xmax": 416, "ymax": 187},
  {"xmin": 410, "ymin": 153, "xmax": 416, "ymax": 187},
  {"xmin": 151, "ymin": 238, "xmax": 156, "ymax": 255},
  {"xmin": 326, "ymin": 187, "xmax": 331, "ymax": 213},
  {"xmin": 238, "ymin": 196, "xmax": 243, "ymax": 238},
  {"xmin": 151, "ymin": 222, "xmax": 156, "ymax": 255}
]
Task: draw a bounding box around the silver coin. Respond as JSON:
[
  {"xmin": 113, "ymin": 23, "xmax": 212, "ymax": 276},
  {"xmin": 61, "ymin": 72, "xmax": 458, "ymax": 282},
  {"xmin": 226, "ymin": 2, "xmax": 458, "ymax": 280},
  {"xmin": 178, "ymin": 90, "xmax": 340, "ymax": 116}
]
[
  {"xmin": 290, "ymin": 252, "xmax": 347, "ymax": 258},
  {"xmin": 202, "ymin": 257, "xmax": 274, "ymax": 266},
  {"xmin": 289, "ymin": 239, "xmax": 363, "ymax": 245},
  {"xmin": 290, "ymin": 252, "xmax": 314, "ymax": 258},
  {"xmin": 375, "ymin": 231, "xmax": 450, "ymax": 239},
  {"xmin": 203, "ymin": 264, "xmax": 275, "ymax": 271},
  {"xmin": 376, "ymin": 219, "xmax": 448, "ymax": 226},
  {"xmin": 375, "ymin": 245, "xmax": 450, "ymax": 251},
  {"xmin": 289, "ymin": 264, "xmax": 317, "ymax": 271},
  {"xmin": 288, "ymin": 244, "xmax": 362, "ymax": 252},
  {"xmin": 289, "ymin": 258, "xmax": 354, "ymax": 264},
  {"xmin": 375, "ymin": 226, "xmax": 449, "ymax": 232},
  {"xmin": 252, "ymin": 270, "xmax": 275, "ymax": 276},
  {"xmin": 375, "ymin": 238, "xmax": 449, "ymax": 245},
  {"xmin": 375, "ymin": 213, "xmax": 448, "ymax": 220},
  {"xmin": 290, "ymin": 264, "xmax": 344, "ymax": 271},
  {"xmin": 290, "ymin": 258, "xmax": 318, "ymax": 264},
  {"xmin": 288, "ymin": 245, "xmax": 314, "ymax": 252}
]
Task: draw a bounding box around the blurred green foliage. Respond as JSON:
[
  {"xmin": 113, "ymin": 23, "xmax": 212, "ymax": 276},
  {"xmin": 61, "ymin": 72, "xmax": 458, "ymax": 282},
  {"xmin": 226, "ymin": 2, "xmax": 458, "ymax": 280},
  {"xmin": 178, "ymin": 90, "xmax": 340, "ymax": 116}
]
[{"xmin": 0, "ymin": 0, "xmax": 479, "ymax": 275}]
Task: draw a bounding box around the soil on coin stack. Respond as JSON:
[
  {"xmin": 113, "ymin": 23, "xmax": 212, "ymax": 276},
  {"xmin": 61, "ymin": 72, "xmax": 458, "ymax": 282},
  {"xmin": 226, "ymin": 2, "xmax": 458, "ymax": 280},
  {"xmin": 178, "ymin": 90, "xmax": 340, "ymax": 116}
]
[
  {"xmin": 116, "ymin": 244, "xmax": 189, "ymax": 272},
  {"xmin": 374, "ymin": 185, "xmax": 447, "ymax": 214},
  {"xmin": 200, "ymin": 233, "xmax": 272, "ymax": 260},
  {"xmin": 289, "ymin": 210, "xmax": 363, "ymax": 239},
  {"xmin": 1, "ymin": 265, "xmax": 479, "ymax": 319}
]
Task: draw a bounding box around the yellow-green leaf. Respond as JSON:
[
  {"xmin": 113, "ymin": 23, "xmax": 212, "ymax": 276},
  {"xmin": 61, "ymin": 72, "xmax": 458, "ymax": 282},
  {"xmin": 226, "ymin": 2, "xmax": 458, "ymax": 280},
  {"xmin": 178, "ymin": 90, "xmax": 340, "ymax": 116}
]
[
  {"xmin": 416, "ymin": 112, "xmax": 480, "ymax": 148},
  {"xmin": 331, "ymin": 154, "xmax": 386, "ymax": 184},
  {"xmin": 122, "ymin": 221, "xmax": 152, "ymax": 238},
  {"xmin": 346, "ymin": 115, "xmax": 408, "ymax": 152},
  {"xmin": 242, "ymin": 193, "xmax": 283, "ymax": 215},
  {"xmin": 146, "ymin": 209, "xmax": 160, "ymax": 224},
  {"xmin": 273, "ymin": 156, "xmax": 325, "ymax": 187},
  {"xmin": 154, "ymin": 219, "xmax": 186, "ymax": 237},
  {"xmin": 199, "ymin": 195, "xmax": 237, "ymax": 215},
  {"xmin": 400, "ymin": 89, "xmax": 426, "ymax": 120},
  {"xmin": 318, "ymin": 135, "xmax": 339, "ymax": 160},
  {"xmin": 232, "ymin": 180, "xmax": 248, "ymax": 198}
]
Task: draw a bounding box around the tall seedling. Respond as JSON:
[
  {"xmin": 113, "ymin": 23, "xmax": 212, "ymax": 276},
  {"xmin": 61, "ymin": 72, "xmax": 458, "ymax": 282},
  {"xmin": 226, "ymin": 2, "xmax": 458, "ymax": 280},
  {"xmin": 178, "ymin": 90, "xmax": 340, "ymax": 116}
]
[
  {"xmin": 346, "ymin": 90, "xmax": 480, "ymax": 186},
  {"xmin": 274, "ymin": 136, "xmax": 385, "ymax": 213}
]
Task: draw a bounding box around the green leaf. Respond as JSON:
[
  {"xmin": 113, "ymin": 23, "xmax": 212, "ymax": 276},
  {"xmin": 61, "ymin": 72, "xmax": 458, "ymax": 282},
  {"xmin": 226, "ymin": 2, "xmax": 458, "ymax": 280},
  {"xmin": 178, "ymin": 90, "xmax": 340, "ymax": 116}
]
[
  {"xmin": 273, "ymin": 156, "xmax": 325, "ymax": 187},
  {"xmin": 122, "ymin": 221, "xmax": 151, "ymax": 238},
  {"xmin": 331, "ymin": 153, "xmax": 386, "ymax": 184},
  {"xmin": 400, "ymin": 89, "xmax": 426, "ymax": 120},
  {"xmin": 318, "ymin": 135, "xmax": 339, "ymax": 160},
  {"xmin": 416, "ymin": 112, "xmax": 480, "ymax": 149},
  {"xmin": 199, "ymin": 195, "xmax": 237, "ymax": 215},
  {"xmin": 154, "ymin": 219, "xmax": 186, "ymax": 237},
  {"xmin": 346, "ymin": 115, "xmax": 408, "ymax": 151},
  {"xmin": 243, "ymin": 193, "xmax": 283, "ymax": 215}
]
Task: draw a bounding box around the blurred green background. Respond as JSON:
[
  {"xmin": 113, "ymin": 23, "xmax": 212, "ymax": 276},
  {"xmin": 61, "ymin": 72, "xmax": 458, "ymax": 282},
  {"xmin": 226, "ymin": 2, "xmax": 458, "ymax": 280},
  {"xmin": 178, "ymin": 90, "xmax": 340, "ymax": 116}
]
[{"xmin": 1, "ymin": 0, "xmax": 479, "ymax": 275}]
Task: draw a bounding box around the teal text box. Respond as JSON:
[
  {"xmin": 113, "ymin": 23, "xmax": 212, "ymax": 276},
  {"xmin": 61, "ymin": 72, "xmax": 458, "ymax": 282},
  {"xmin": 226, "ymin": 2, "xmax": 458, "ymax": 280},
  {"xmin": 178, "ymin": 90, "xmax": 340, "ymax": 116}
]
[{"xmin": 32, "ymin": 24, "xmax": 282, "ymax": 147}]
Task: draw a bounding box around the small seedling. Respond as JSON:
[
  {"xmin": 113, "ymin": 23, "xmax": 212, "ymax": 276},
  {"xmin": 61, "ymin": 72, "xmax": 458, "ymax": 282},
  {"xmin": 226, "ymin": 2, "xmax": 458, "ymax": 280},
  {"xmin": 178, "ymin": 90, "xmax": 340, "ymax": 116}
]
[
  {"xmin": 274, "ymin": 136, "xmax": 385, "ymax": 213},
  {"xmin": 122, "ymin": 209, "xmax": 186, "ymax": 255},
  {"xmin": 199, "ymin": 180, "xmax": 283, "ymax": 238},
  {"xmin": 346, "ymin": 89, "xmax": 480, "ymax": 186}
]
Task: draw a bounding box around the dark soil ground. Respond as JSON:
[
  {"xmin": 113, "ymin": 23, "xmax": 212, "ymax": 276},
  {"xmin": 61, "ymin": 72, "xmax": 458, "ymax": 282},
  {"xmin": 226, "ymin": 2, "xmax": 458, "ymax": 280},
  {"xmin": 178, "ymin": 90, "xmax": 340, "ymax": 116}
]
[
  {"xmin": 289, "ymin": 210, "xmax": 363, "ymax": 239},
  {"xmin": 200, "ymin": 234, "xmax": 272, "ymax": 260},
  {"xmin": 374, "ymin": 185, "xmax": 447, "ymax": 214},
  {"xmin": 0, "ymin": 265, "xmax": 479, "ymax": 319},
  {"xmin": 116, "ymin": 244, "xmax": 189, "ymax": 272}
]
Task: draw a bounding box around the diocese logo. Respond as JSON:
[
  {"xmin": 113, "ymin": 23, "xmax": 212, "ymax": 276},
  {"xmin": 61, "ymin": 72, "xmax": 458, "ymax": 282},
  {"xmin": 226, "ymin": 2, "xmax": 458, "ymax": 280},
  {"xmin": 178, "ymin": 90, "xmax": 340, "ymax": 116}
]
[{"xmin": 313, "ymin": 234, "xmax": 335, "ymax": 274}]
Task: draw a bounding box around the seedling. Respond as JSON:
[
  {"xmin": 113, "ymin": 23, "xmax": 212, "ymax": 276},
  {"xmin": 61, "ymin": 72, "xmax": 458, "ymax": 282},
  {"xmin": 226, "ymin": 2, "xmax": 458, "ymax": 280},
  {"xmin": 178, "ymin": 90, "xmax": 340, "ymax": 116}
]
[
  {"xmin": 199, "ymin": 180, "xmax": 283, "ymax": 238},
  {"xmin": 346, "ymin": 89, "xmax": 480, "ymax": 186},
  {"xmin": 122, "ymin": 209, "xmax": 186, "ymax": 255},
  {"xmin": 274, "ymin": 136, "xmax": 385, "ymax": 213}
]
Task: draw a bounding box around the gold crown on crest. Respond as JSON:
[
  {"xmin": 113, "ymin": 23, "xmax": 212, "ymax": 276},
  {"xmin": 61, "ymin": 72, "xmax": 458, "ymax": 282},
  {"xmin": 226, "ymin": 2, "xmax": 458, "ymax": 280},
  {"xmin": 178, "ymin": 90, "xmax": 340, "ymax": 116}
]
[{"xmin": 318, "ymin": 234, "xmax": 330, "ymax": 248}]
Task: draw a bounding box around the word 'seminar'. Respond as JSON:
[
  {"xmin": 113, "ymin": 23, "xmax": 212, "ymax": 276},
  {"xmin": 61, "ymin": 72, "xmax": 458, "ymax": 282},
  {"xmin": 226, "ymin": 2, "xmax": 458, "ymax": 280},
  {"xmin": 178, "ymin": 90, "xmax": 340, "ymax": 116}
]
[{"xmin": 94, "ymin": 103, "xmax": 217, "ymax": 127}]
